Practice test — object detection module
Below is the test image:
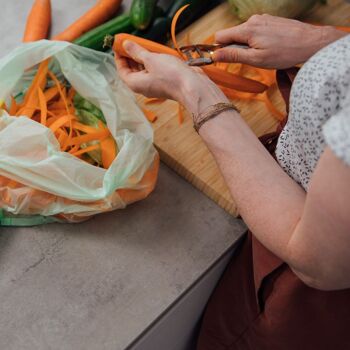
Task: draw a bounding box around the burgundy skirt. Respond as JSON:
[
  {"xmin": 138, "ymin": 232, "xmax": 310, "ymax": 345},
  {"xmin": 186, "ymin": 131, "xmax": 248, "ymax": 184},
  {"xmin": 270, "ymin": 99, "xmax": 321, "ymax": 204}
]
[{"xmin": 197, "ymin": 69, "xmax": 350, "ymax": 349}]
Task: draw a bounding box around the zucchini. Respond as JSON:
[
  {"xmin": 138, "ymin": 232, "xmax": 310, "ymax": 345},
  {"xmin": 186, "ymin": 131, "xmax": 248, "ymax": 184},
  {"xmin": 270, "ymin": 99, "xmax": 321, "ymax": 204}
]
[
  {"xmin": 166, "ymin": 0, "xmax": 222, "ymax": 32},
  {"xmin": 74, "ymin": 14, "xmax": 134, "ymax": 51},
  {"xmin": 133, "ymin": 16, "xmax": 171, "ymax": 44},
  {"xmin": 130, "ymin": 0, "xmax": 159, "ymax": 30}
]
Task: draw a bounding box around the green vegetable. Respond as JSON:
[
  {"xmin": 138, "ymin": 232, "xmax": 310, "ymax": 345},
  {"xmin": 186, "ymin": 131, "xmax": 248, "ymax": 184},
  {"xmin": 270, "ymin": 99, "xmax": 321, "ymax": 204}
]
[
  {"xmin": 133, "ymin": 16, "xmax": 171, "ymax": 44},
  {"xmin": 166, "ymin": 0, "xmax": 221, "ymax": 32},
  {"xmin": 227, "ymin": 0, "xmax": 321, "ymax": 20},
  {"xmin": 73, "ymin": 94, "xmax": 107, "ymax": 165},
  {"xmin": 130, "ymin": 0, "xmax": 159, "ymax": 30},
  {"xmin": 73, "ymin": 93, "xmax": 106, "ymax": 123},
  {"xmin": 73, "ymin": 14, "xmax": 134, "ymax": 51}
]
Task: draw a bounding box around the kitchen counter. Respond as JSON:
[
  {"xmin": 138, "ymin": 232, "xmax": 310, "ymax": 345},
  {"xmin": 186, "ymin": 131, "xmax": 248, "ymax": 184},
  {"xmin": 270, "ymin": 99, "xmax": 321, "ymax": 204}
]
[{"xmin": 0, "ymin": 1, "xmax": 246, "ymax": 349}]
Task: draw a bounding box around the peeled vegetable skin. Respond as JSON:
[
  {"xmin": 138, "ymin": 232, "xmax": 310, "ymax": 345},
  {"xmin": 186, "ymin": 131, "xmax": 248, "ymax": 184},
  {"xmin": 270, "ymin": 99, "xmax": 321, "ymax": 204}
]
[{"xmin": 228, "ymin": 0, "xmax": 320, "ymax": 20}]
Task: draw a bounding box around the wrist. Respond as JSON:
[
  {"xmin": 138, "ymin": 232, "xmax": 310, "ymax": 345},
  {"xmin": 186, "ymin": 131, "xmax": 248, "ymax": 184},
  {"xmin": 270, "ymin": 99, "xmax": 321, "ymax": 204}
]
[
  {"xmin": 315, "ymin": 25, "xmax": 347, "ymax": 53},
  {"xmin": 178, "ymin": 74, "xmax": 229, "ymax": 115}
]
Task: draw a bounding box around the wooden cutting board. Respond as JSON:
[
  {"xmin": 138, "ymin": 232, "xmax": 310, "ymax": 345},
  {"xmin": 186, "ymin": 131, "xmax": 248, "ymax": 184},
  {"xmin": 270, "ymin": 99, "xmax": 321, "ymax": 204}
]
[{"xmin": 138, "ymin": 0, "xmax": 350, "ymax": 216}]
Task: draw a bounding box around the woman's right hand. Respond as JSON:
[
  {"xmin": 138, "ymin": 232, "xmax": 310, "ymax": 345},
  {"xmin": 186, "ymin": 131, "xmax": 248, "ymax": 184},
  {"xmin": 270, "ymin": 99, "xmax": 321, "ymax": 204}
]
[{"xmin": 213, "ymin": 14, "xmax": 346, "ymax": 69}]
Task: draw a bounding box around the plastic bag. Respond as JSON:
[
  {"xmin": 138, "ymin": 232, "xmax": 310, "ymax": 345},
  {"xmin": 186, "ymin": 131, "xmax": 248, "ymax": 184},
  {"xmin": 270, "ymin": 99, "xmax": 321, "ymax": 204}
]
[{"xmin": 0, "ymin": 40, "xmax": 159, "ymax": 226}]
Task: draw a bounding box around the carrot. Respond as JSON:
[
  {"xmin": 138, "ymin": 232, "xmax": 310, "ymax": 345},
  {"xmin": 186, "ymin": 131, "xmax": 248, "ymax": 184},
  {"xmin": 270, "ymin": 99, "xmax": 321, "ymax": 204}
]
[
  {"xmin": 178, "ymin": 103, "xmax": 184, "ymax": 125},
  {"xmin": 100, "ymin": 137, "xmax": 117, "ymax": 168},
  {"xmin": 203, "ymin": 65, "xmax": 267, "ymax": 93},
  {"xmin": 171, "ymin": 4, "xmax": 190, "ymax": 55},
  {"xmin": 53, "ymin": 0, "xmax": 122, "ymax": 42},
  {"xmin": 113, "ymin": 34, "xmax": 268, "ymax": 93},
  {"xmin": 44, "ymin": 86, "xmax": 59, "ymax": 102},
  {"xmin": 49, "ymin": 115, "xmax": 76, "ymax": 133},
  {"xmin": 23, "ymin": 0, "xmax": 51, "ymax": 42},
  {"xmin": 18, "ymin": 59, "xmax": 50, "ymax": 118},
  {"xmin": 72, "ymin": 121, "xmax": 99, "ymax": 134},
  {"xmin": 335, "ymin": 25, "xmax": 350, "ymax": 32},
  {"xmin": 144, "ymin": 98, "xmax": 166, "ymax": 105},
  {"xmin": 114, "ymin": 33, "xmax": 178, "ymax": 58},
  {"xmin": 15, "ymin": 62, "xmax": 116, "ymax": 168},
  {"xmin": 69, "ymin": 129, "xmax": 110, "ymax": 147},
  {"xmin": 141, "ymin": 108, "xmax": 157, "ymax": 123}
]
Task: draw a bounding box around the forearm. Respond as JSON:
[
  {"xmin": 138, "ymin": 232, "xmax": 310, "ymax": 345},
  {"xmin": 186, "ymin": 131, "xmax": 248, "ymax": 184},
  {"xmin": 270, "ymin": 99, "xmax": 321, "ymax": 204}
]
[
  {"xmin": 181, "ymin": 79, "xmax": 306, "ymax": 268},
  {"xmin": 317, "ymin": 26, "xmax": 348, "ymax": 54}
]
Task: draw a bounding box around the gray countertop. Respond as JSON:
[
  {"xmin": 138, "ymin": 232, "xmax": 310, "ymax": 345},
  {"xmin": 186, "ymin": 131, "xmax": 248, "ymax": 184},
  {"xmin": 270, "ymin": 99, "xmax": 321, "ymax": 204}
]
[{"xmin": 0, "ymin": 1, "xmax": 246, "ymax": 349}]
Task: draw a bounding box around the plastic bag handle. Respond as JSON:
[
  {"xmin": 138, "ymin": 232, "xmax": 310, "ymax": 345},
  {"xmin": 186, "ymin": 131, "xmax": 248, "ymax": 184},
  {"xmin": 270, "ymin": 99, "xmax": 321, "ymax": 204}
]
[{"xmin": 0, "ymin": 209, "xmax": 58, "ymax": 227}]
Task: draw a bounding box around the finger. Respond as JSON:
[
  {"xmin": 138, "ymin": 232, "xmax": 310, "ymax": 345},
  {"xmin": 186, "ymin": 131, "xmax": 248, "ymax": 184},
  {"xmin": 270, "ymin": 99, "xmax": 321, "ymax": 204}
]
[
  {"xmin": 123, "ymin": 40, "xmax": 151, "ymax": 65},
  {"xmin": 213, "ymin": 47, "xmax": 260, "ymax": 65},
  {"xmin": 115, "ymin": 55, "xmax": 133, "ymax": 79},
  {"xmin": 128, "ymin": 58, "xmax": 144, "ymax": 72},
  {"xmin": 123, "ymin": 71, "xmax": 151, "ymax": 95},
  {"xmin": 215, "ymin": 24, "xmax": 250, "ymax": 44}
]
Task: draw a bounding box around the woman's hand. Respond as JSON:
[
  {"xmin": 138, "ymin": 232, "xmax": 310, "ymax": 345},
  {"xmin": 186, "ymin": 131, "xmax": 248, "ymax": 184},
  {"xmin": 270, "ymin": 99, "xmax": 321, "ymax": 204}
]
[
  {"xmin": 115, "ymin": 40, "xmax": 229, "ymax": 114},
  {"xmin": 213, "ymin": 15, "xmax": 346, "ymax": 69}
]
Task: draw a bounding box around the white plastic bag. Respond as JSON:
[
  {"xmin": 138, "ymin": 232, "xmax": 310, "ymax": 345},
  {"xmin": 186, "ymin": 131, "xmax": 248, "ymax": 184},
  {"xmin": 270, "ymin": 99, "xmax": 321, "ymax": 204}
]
[{"xmin": 0, "ymin": 40, "xmax": 159, "ymax": 225}]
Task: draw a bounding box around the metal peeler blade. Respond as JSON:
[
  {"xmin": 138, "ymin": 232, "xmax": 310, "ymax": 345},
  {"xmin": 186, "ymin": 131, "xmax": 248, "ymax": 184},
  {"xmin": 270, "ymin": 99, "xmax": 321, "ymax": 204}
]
[{"xmin": 179, "ymin": 43, "xmax": 249, "ymax": 67}]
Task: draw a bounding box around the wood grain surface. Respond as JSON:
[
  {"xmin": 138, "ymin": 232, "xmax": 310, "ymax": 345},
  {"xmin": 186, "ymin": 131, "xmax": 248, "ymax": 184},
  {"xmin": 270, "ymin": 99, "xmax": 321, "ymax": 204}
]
[{"xmin": 138, "ymin": 0, "xmax": 350, "ymax": 216}]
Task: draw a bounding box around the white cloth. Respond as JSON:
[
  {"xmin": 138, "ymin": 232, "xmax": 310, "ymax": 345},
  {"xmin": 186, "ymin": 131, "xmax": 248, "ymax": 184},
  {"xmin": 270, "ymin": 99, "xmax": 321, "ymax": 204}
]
[{"xmin": 276, "ymin": 34, "xmax": 350, "ymax": 191}]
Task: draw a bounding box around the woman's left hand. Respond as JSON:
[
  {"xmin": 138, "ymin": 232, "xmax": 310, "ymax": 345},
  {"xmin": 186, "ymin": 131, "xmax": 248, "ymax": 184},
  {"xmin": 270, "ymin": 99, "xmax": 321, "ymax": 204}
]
[
  {"xmin": 115, "ymin": 40, "xmax": 197, "ymax": 101},
  {"xmin": 115, "ymin": 40, "xmax": 228, "ymax": 114}
]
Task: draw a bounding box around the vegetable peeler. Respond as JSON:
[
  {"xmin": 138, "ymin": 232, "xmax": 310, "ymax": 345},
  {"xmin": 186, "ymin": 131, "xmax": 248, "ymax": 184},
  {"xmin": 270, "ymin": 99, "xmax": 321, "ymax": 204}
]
[{"xmin": 179, "ymin": 43, "xmax": 249, "ymax": 66}]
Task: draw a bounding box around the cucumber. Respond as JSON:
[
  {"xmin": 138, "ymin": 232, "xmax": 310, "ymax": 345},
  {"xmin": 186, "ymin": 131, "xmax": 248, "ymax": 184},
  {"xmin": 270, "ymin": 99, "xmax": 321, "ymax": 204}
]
[
  {"xmin": 130, "ymin": 0, "xmax": 159, "ymax": 30},
  {"xmin": 74, "ymin": 14, "xmax": 134, "ymax": 51}
]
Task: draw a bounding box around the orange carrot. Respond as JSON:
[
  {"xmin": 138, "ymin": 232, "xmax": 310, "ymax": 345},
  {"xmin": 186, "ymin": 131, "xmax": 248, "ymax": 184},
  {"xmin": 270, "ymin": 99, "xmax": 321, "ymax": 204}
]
[
  {"xmin": 142, "ymin": 108, "xmax": 157, "ymax": 123},
  {"xmin": 49, "ymin": 115, "xmax": 76, "ymax": 133},
  {"xmin": 335, "ymin": 25, "xmax": 350, "ymax": 32},
  {"xmin": 23, "ymin": 0, "xmax": 51, "ymax": 42},
  {"xmin": 69, "ymin": 129, "xmax": 110, "ymax": 147},
  {"xmin": 144, "ymin": 98, "xmax": 166, "ymax": 105},
  {"xmin": 53, "ymin": 0, "xmax": 122, "ymax": 42},
  {"xmin": 171, "ymin": 4, "xmax": 190, "ymax": 55},
  {"xmin": 100, "ymin": 137, "xmax": 117, "ymax": 169},
  {"xmin": 44, "ymin": 86, "xmax": 59, "ymax": 102},
  {"xmin": 113, "ymin": 34, "xmax": 268, "ymax": 93},
  {"xmin": 203, "ymin": 65, "xmax": 267, "ymax": 93},
  {"xmin": 72, "ymin": 121, "xmax": 99, "ymax": 134},
  {"xmin": 178, "ymin": 103, "xmax": 184, "ymax": 125},
  {"xmin": 114, "ymin": 33, "xmax": 179, "ymax": 58},
  {"xmin": 18, "ymin": 59, "xmax": 50, "ymax": 118}
]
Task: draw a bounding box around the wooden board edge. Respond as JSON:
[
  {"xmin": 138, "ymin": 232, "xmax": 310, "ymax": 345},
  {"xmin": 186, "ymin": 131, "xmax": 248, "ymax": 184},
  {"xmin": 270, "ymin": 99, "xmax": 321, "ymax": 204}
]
[{"xmin": 156, "ymin": 146, "xmax": 239, "ymax": 217}]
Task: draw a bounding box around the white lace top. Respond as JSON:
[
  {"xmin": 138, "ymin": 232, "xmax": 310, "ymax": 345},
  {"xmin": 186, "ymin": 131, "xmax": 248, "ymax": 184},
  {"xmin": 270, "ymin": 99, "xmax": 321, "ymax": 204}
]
[{"xmin": 276, "ymin": 34, "xmax": 350, "ymax": 191}]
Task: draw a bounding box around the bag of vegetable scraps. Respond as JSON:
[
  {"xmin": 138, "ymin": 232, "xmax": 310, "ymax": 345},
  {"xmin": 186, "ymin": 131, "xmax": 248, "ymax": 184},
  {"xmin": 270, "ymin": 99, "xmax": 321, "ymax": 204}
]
[{"xmin": 0, "ymin": 40, "xmax": 159, "ymax": 226}]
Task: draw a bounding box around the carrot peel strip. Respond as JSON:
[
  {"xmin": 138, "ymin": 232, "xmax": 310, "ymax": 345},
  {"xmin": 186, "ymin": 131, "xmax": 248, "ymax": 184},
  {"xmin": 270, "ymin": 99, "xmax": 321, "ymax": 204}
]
[
  {"xmin": 144, "ymin": 97, "xmax": 166, "ymax": 105},
  {"xmin": 69, "ymin": 129, "xmax": 110, "ymax": 147},
  {"xmin": 178, "ymin": 103, "xmax": 184, "ymax": 125},
  {"xmin": 142, "ymin": 108, "xmax": 157, "ymax": 123},
  {"xmin": 171, "ymin": 4, "xmax": 190, "ymax": 56},
  {"xmin": 49, "ymin": 115, "xmax": 75, "ymax": 133}
]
